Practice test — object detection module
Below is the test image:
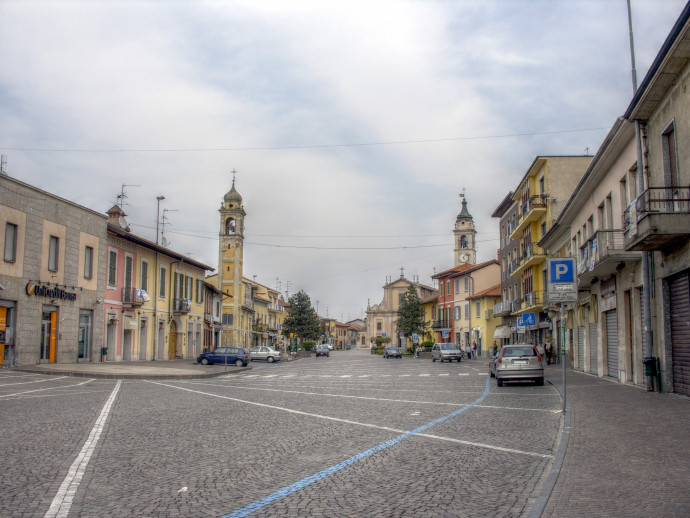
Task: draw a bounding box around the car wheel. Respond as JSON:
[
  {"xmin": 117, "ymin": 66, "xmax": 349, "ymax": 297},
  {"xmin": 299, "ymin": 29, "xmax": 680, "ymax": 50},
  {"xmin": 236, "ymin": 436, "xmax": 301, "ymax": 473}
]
[
  {"xmin": 235, "ymin": 359, "xmax": 244, "ymax": 367},
  {"xmin": 536, "ymin": 377, "xmax": 544, "ymax": 386},
  {"xmin": 496, "ymin": 378, "xmax": 503, "ymax": 387},
  {"xmin": 267, "ymin": 356, "xmax": 274, "ymax": 363},
  {"xmin": 432, "ymin": 357, "xmax": 436, "ymax": 362},
  {"xmin": 489, "ymin": 369, "xmax": 494, "ymax": 378},
  {"xmin": 200, "ymin": 358, "xmax": 209, "ymax": 365}
]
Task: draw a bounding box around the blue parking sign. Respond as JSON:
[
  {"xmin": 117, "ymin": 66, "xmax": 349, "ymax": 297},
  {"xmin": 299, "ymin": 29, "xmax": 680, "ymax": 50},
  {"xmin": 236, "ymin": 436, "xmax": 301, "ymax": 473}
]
[
  {"xmin": 547, "ymin": 257, "xmax": 577, "ymax": 303},
  {"xmin": 549, "ymin": 258, "xmax": 576, "ymax": 283}
]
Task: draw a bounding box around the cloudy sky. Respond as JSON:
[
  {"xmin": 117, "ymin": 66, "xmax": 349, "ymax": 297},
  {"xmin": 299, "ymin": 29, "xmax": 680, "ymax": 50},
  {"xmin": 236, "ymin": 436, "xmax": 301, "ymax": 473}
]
[{"xmin": 1, "ymin": 0, "xmax": 686, "ymax": 321}]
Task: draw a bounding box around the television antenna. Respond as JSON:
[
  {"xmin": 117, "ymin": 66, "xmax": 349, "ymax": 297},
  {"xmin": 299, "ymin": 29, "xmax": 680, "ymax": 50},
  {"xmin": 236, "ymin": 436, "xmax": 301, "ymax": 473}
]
[{"xmin": 117, "ymin": 183, "xmax": 141, "ymax": 209}]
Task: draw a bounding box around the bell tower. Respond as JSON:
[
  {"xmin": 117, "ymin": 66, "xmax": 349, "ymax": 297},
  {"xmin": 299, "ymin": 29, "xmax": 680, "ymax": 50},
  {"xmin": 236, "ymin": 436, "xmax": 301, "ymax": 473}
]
[
  {"xmin": 218, "ymin": 171, "xmax": 246, "ymax": 344},
  {"xmin": 453, "ymin": 192, "xmax": 476, "ymax": 266}
]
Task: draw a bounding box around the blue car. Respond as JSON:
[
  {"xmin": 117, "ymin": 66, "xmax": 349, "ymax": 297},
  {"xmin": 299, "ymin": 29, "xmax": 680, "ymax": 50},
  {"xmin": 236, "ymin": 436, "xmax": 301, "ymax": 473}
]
[{"xmin": 197, "ymin": 347, "xmax": 249, "ymax": 367}]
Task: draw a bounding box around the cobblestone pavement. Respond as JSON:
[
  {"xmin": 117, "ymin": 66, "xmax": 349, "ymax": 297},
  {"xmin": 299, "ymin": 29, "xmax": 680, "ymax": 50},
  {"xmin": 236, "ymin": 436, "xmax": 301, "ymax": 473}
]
[
  {"xmin": 539, "ymin": 362, "xmax": 690, "ymax": 518},
  {"xmin": 1, "ymin": 351, "xmax": 562, "ymax": 517}
]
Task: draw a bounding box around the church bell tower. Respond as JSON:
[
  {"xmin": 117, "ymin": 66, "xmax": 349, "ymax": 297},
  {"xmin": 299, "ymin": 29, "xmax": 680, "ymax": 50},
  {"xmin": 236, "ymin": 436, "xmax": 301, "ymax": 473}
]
[
  {"xmin": 453, "ymin": 193, "xmax": 476, "ymax": 266},
  {"xmin": 218, "ymin": 172, "xmax": 246, "ymax": 344}
]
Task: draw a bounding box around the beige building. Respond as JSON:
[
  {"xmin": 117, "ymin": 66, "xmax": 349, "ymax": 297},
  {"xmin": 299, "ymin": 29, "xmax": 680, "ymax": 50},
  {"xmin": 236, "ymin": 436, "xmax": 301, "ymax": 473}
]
[{"xmin": 366, "ymin": 272, "xmax": 436, "ymax": 349}]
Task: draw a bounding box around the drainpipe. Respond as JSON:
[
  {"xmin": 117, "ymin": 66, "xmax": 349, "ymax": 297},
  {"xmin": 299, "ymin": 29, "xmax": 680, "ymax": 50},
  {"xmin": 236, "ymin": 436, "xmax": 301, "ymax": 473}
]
[{"xmin": 628, "ymin": 0, "xmax": 654, "ymax": 390}]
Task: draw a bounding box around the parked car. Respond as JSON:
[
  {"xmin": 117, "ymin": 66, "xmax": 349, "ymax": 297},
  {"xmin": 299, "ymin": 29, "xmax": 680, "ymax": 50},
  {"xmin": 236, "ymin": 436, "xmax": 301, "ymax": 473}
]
[
  {"xmin": 431, "ymin": 343, "xmax": 463, "ymax": 362},
  {"xmin": 197, "ymin": 347, "xmax": 250, "ymax": 367},
  {"xmin": 383, "ymin": 346, "xmax": 402, "ymax": 359},
  {"xmin": 315, "ymin": 344, "xmax": 330, "ymax": 357},
  {"xmin": 327, "ymin": 343, "xmax": 334, "ymax": 350},
  {"xmin": 250, "ymin": 346, "xmax": 282, "ymax": 363},
  {"xmin": 493, "ymin": 344, "xmax": 544, "ymax": 386}
]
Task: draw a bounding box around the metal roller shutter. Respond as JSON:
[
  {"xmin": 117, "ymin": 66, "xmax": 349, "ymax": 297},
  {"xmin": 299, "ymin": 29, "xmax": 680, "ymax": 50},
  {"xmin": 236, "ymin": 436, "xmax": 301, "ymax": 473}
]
[
  {"xmin": 589, "ymin": 323, "xmax": 598, "ymax": 374},
  {"xmin": 670, "ymin": 271, "xmax": 690, "ymax": 396},
  {"xmin": 606, "ymin": 310, "xmax": 618, "ymax": 378},
  {"xmin": 577, "ymin": 327, "xmax": 585, "ymax": 371}
]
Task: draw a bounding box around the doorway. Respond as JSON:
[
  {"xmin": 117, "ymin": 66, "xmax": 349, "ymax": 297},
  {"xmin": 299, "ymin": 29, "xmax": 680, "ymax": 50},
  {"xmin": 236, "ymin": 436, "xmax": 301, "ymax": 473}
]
[
  {"xmin": 40, "ymin": 308, "xmax": 57, "ymax": 363},
  {"xmin": 169, "ymin": 319, "xmax": 177, "ymax": 359},
  {"xmin": 78, "ymin": 311, "xmax": 92, "ymax": 362}
]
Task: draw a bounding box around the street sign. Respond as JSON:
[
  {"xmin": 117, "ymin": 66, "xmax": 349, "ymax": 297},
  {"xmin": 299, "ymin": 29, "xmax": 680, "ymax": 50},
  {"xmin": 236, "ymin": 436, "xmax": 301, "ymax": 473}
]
[
  {"xmin": 442, "ymin": 330, "xmax": 449, "ymax": 338},
  {"xmin": 522, "ymin": 312, "xmax": 536, "ymax": 326},
  {"xmin": 547, "ymin": 257, "xmax": 578, "ymax": 303},
  {"xmin": 382, "ymin": 333, "xmax": 387, "ymax": 337},
  {"xmin": 412, "ymin": 333, "xmax": 419, "ymax": 343},
  {"xmin": 517, "ymin": 317, "xmax": 525, "ymax": 332}
]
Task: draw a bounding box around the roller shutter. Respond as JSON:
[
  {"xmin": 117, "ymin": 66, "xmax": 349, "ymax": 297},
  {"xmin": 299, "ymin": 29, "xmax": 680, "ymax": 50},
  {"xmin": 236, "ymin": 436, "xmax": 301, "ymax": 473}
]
[
  {"xmin": 589, "ymin": 323, "xmax": 598, "ymax": 374},
  {"xmin": 577, "ymin": 327, "xmax": 585, "ymax": 371},
  {"xmin": 670, "ymin": 271, "xmax": 690, "ymax": 396},
  {"xmin": 606, "ymin": 310, "xmax": 618, "ymax": 378}
]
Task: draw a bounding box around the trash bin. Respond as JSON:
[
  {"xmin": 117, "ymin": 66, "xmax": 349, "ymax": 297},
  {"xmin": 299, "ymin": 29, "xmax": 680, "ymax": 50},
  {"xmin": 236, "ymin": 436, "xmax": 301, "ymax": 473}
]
[
  {"xmin": 643, "ymin": 357, "xmax": 657, "ymax": 377},
  {"xmin": 101, "ymin": 347, "xmax": 108, "ymax": 362}
]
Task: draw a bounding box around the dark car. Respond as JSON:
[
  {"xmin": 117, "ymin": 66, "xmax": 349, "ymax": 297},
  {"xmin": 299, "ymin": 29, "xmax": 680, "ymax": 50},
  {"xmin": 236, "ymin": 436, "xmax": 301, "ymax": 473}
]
[
  {"xmin": 493, "ymin": 344, "xmax": 544, "ymax": 386},
  {"xmin": 197, "ymin": 347, "xmax": 249, "ymax": 367},
  {"xmin": 315, "ymin": 345, "xmax": 330, "ymax": 357},
  {"xmin": 383, "ymin": 346, "xmax": 402, "ymax": 359}
]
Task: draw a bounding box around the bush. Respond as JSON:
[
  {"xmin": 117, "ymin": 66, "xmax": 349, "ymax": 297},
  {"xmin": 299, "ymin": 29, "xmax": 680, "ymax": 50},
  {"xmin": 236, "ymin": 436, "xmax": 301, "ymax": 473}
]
[
  {"xmin": 421, "ymin": 340, "xmax": 434, "ymax": 352},
  {"xmin": 302, "ymin": 341, "xmax": 316, "ymax": 352}
]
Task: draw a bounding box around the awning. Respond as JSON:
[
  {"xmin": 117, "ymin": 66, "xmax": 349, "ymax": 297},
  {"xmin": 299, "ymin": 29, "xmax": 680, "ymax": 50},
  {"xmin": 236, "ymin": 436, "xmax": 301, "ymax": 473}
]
[
  {"xmin": 493, "ymin": 326, "xmax": 511, "ymax": 339},
  {"xmin": 123, "ymin": 316, "xmax": 138, "ymax": 330}
]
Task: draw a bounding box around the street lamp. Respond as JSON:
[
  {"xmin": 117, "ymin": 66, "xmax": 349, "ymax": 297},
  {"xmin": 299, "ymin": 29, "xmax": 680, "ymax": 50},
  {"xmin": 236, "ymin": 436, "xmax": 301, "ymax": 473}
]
[{"xmin": 153, "ymin": 195, "xmax": 165, "ymax": 360}]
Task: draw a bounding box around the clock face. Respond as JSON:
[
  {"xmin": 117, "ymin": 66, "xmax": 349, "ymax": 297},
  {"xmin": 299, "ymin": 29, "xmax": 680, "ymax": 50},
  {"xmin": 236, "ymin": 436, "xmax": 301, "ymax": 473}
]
[{"xmin": 460, "ymin": 253, "xmax": 469, "ymax": 263}]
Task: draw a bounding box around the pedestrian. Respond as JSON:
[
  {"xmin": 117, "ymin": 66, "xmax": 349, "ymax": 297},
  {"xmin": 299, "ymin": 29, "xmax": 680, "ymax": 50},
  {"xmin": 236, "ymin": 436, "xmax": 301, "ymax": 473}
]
[
  {"xmin": 472, "ymin": 341, "xmax": 477, "ymax": 359},
  {"xmin": 414, "ymin": 346, "xmax": 420, "ymax": 358},
  {"xmin": 545, "ymin": 342, "xmax": 552, "ymax": 365},
  {"xmin": 465, "ymin": 343, "xmax": 471, "ymax": 360},
  {"xmin": 537, "ymin": 343, "xmax": 545, "ymax": 359},
  {"xmin": 492, "ymin": 341, "xmax": 498, "ymax": 357}
]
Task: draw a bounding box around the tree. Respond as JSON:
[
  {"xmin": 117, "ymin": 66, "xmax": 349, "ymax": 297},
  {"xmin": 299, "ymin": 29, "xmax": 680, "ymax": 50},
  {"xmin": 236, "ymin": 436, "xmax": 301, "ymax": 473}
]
[
  {"xmin": 282, "ymin": 290, "xmax": 321, "ymax": 342},
  {"xmin": 396, "ymin": 285, "xmax": 425, "ymax": 338}
]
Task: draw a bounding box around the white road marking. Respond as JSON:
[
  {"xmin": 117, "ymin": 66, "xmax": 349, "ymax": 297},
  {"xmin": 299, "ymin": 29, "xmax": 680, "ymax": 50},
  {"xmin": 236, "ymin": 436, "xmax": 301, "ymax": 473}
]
[
  {"xmin": 0, "ymin": 379, "xmax": 93, "ymax": 399},
  {"xmin": 152, "ymin": 381, "xmax": 548, "ymax": 458},
  {"xmin": 44, "ymin": 380, "xmax": 122, "ymax": 518},
  {"xmin": 0, "ymin": 376, "xmax": 68, "ymax": 387}
]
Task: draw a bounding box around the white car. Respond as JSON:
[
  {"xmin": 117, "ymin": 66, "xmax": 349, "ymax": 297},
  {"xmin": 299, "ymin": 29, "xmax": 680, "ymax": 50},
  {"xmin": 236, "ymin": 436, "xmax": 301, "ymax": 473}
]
[{"xmin": 249, "ymin": 346, "xmax": 282, "ymax": 363}]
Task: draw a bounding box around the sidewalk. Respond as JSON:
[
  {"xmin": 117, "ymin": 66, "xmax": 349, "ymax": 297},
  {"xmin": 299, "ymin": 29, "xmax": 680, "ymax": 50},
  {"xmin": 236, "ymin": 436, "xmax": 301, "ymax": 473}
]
[{"xmin": 535, "ymin": 362, "xmax": 690, "ymax": 518}]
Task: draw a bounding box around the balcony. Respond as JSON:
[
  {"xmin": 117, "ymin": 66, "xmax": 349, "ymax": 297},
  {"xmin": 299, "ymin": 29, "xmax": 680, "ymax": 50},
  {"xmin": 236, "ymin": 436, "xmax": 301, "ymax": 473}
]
[
  {"xmin": 509, "ymin": 194, "xmax": 548, "ymax": 239},
  {"xmin": 523, "ymin": 291, "xmax": 546, "ymax": 312},
  {"xmin": 493, "ymin": 300, "xmax": 512, "ymax": 317},
  {"xmin": 431, "ymin": 320, "xmax": 450, "ymax": 330},
  {"xmin": 577, "ymin": 229, "xmax": 642, "ymax": 286},
  {"xmin": 510, "ymin": 299, "xmax": 523, "ymax": 314},
  {"xmin": 173, "ymin": 297, "xmax": 191, "ymax": 313},
  {"xmin": 623, "ymin": 187, "xmax": 690, "ymax": 251},
  {"xmin": 511, "ymin": 242, "xmax": 546, "ymax": 277},
  {"xmin": 122, "ymin": 287, "xmax": 149, "ymax": 306}
]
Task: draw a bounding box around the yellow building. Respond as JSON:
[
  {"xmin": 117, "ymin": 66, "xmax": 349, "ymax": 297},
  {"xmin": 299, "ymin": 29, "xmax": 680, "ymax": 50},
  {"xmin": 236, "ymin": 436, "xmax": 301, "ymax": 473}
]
[
  {"xmin": 508, "ymin": 156, "xmax": 592, "ymax": 344},
  {"xmin": 466, "ymin": 284, "xmax": 502, "ymax": 356}
]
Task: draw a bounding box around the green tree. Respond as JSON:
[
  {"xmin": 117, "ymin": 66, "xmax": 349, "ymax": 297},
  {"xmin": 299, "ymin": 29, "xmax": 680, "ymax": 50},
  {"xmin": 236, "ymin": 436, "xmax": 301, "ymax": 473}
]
[
  {"xmin": 282, "ymin": 290, "xmax": 321, "ymax": 342},
  {"xmin": 396, "ymin": 285, "xmax": 425, "ymax": 338}
]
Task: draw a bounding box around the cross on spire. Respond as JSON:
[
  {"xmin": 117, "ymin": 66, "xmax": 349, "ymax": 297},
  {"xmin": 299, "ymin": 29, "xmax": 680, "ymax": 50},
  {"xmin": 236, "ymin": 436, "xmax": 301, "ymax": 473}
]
[
  {"xmin": 231, "ymin": 168, "xmax": 237, "ymax": 187},
  {"xmin": 400, "ymin": 266, "xmax": 405, "ymax": 279}
]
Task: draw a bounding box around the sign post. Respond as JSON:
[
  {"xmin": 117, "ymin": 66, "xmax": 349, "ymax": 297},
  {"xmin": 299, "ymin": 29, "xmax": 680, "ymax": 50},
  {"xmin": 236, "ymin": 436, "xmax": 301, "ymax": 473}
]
[{"xmin": 547, "ymin": 258, "xmax": 577, "ymax": 413}]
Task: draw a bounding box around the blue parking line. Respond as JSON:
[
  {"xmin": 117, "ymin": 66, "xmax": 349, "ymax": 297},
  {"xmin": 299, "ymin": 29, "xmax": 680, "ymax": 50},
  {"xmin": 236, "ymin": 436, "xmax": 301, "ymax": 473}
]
[{"xmin": 222, "ymin": 377, "xmax": 491, "ymax": 518}]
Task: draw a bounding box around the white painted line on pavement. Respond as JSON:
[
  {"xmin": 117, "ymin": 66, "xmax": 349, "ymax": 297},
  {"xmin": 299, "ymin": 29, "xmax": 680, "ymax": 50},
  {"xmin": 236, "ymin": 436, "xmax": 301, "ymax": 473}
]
[
  {"xmin": 458, "ymin": 373, "xmax": 469, "ymax": 376},
  {"xmin": 0, "ymin": 378, "xmax": 92, "ymax": 398},
  {"xmin": 44, "ymin": 380, "xmax": 122, "ymax": 518},
  {"xmin": 0, "ymin": 376, "xmax": 68, "ymax": 387}
]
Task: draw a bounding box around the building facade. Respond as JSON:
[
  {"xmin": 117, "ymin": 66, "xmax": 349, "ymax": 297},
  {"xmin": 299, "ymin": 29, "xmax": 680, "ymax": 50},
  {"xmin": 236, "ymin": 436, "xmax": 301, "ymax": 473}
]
[{"xmin": 1, "ymin": 174, "xmax": 107, "ymax": 366}]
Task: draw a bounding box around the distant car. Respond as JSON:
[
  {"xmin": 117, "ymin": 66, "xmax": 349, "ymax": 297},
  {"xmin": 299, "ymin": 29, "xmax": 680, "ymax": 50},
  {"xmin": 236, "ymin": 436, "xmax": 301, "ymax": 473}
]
[
  {"xmin": 327, "ymin": 344, "xmax": 334, "ymax": 350},
  {"xmin": 197, "ymin": 347, "xmax": 249, "ymax": 367},
  {"xmin": 493, "ymin": 344, "xmax": 544, "ymax": 386},
  {"xmin": 383, "ymin": 346, "xmax": 402, "ymax": 359},
  {"xmin": 250, "ymin": 346, "xmax": 282, "ymax": 363},
  {"xmin": 431, "ymin": 343, "xmax": 462, "ymax": 362},
  {"xmin": 315, "ymin": 345, "xmax": 330, "ymax": 357}
]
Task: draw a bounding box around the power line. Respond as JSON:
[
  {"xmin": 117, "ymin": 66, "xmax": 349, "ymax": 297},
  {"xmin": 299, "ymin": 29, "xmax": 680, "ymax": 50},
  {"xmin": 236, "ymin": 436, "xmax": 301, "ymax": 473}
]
[{"xmin": 1, "ymin": 126, "xmax": 609, "ymax": 153}]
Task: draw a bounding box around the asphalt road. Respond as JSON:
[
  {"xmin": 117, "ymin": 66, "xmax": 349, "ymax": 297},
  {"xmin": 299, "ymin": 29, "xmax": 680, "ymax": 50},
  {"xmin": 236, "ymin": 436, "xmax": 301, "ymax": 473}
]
[{"xmin": 0, "ymin": 349, "xmax": 563, "ymax": 517}]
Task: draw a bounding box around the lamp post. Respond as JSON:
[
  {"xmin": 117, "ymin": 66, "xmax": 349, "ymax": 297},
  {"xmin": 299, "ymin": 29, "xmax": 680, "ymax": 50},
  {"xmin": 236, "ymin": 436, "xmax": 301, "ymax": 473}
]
[{"xmin": 152, "ymin": 195, "xmax": 165, "ymax": 360}]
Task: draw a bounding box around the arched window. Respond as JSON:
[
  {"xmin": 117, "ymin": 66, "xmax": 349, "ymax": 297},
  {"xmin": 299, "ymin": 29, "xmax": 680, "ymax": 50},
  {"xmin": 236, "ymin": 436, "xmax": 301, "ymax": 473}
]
[
  {"xmin": 460, "ymin": 235, "xmax": 468, "ymax": 249},
  {"xmin": 226, "ymin": 217, "xmax": 236, "ymax": 235}
]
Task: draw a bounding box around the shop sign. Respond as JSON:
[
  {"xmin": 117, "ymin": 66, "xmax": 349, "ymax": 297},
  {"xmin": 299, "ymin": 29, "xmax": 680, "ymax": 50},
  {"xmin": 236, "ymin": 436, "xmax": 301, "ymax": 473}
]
[{"xmin": 25, "ymin": 281, "xmax": 77, "ymax": 301}]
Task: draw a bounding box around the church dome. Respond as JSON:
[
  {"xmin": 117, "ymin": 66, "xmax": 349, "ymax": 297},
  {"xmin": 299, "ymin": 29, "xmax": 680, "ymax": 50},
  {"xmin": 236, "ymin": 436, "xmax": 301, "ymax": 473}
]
[
  {"xmin": 224, "ymin": 180, "xmax": 242, "ymax": 204},
  {"xmin": 456, "ymin": 197, "xmax": 473, "ymax": 222}
]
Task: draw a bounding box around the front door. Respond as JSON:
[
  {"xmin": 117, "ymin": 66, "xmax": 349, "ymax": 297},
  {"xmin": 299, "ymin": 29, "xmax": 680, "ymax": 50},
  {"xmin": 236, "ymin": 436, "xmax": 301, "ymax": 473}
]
[
  {"xmin": 78, "ymin": 312, "xmax": 91, "ymax": 361},
  {"xmin": 169, "ymin": 320, "xmax": 177, "ymax": 360},
  {"xmin": 40, "ymin": 318, "xmax": 52, "ymax": 363}
]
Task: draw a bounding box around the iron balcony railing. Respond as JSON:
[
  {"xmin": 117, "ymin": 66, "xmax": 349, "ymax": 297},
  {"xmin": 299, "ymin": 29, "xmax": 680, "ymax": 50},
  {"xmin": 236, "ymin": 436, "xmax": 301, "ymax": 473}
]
[
  {"xmin": 493, "ymin": 300, "xmax": 511, "ymax": 316},
  {"xmin": 524, "ymin": 290, "xmax": 546, "ymax": 308},
  {"xmin": 623, "ymin": 186, "xmax": 690, "ymax": 234},
  {"xmin": 519, "ymin": 194, "xmax": 547, "ymax": 222},
  {"xmin": 122, "ymin": 287, "xmax": 149, "ymax": 305},
  {"xmin": 431, "ymin": 320, "xmax": 450, "ymax": 330},
  {"xmin": 173, "ymin": 298, "xmax": 191, "ymax": 313}
]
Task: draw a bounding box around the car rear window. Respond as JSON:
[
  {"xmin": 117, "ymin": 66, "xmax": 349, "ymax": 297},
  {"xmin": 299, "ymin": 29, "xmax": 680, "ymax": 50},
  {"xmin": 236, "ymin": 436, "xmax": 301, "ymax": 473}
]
[
  {"xmin": 503, "ymin": 347, "xmax": 536, "ymax": 357},
  {"xmin": 441, "ymin": 344, "xmax": 456, "ymax": 350}
]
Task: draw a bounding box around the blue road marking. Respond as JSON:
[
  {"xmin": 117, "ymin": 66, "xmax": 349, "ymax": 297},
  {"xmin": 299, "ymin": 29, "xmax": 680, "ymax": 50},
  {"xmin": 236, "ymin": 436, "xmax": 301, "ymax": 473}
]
[{"xmin": 222, "ymin": 377, "xmax": 491, "ymax": 518}]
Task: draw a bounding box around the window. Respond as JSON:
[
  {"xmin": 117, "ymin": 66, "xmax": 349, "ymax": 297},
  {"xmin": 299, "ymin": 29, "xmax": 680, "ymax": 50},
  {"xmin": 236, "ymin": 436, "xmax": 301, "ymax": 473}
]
[
  {"xmin": 49, "ymin": 235, "xmax": 59, "ymax": 272},
  {"xmin": 446, "ymin": 281, "xmax": 450, "ymax": 294},
  {"xmin": 440, "ymin": 282, "xmax": 444, "ymax": 297},
  {"xmin": 539, "ymin": 176, "xmax": 545, "ymax": 194},
  {"xmin": 185, "ymin": 275, "xmax": 193, "ymax": 300},
  {"xmin": 84, "ymin": 246, "xmax": 93, "ymax": 279},
  {"xmin": 662, "ymin": 121, "xmax": 679, "ymax": 188},
  {"xmin": 455, "ymin": 278, "xmax": 460, "ymax": 294},
  {"xmin": 4, "ymin": 223, "xmax": 17, "ymax": 262},
  {"xmin": 196, "ymin": 278, "xmax": 204, "ymax": 304},
  {"xmin": 376, "ymin": 322, "xmax": 382, "ymax": 331},
  {"xmin": 464, "ymin": 303, "xmax": 470, "ymax": 319},
  {"xmin": 107, "ymin": 249, "xmax": 117, "ymax": 286},
  {"xmin": 476, "ymin": 301, "xmax": 480, "ymax": 318},
  {"xmin": 159, "ymin": 265, "xmax": 166, "ymax": 298},
  {"xmin": 124, "ymin": 255, "xmax": 133, "ymax": 289},
  {"xmin": 140, "ymin": 260, "xmax": 148, "ymax": 291},
  {"xmin": 464, "ymin": 277, "xmax": 469, "ymax": 292}
]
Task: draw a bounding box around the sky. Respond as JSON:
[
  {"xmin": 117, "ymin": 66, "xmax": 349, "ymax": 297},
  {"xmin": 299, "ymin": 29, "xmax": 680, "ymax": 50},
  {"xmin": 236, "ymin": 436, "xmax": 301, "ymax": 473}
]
[{"xmin": 1, "ymin": 0, "xmax": 687, "ymax": 322}]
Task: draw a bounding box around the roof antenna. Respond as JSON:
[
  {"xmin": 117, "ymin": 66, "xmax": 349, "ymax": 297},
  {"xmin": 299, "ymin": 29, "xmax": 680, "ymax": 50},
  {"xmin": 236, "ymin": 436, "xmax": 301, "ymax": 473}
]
[
  {"xmin": 0, "ymin": 155, "xmax": 7, "ymax": 174},
  {"xmin": 117, "ymin": 183, "xmax": 141, "ymax": 209}
]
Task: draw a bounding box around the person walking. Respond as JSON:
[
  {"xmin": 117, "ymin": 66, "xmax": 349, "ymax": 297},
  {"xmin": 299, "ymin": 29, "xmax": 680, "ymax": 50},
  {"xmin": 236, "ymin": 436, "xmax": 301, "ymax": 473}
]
[
  {"xmin": 545, "ymin": 342, "xmax": 552, "ymax": 365},
  {"xmin": 537, "ymin": 343, "xmax": 545, "ymax": 360},
  {"xmin": 472, "ymin": 341, "xmax": 477, "ymax": 359},
  {"xmin": 492, "ymin": 341, "xmax": 498, "ymax": 357}
]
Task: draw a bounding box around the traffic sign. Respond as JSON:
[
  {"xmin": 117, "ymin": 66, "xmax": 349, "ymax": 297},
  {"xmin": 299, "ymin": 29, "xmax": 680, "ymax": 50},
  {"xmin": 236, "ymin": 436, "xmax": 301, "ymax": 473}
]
[
  {"xmin": 382, "ymin": 333, "xmax": 387, "ymax": 337},
  {"xmin": 547, "ymin": 257, "xmax": 577, "ymax": 303},
  {"xmin": 522, "ymin": 312, "xmax": 536, "ymax": 326}
]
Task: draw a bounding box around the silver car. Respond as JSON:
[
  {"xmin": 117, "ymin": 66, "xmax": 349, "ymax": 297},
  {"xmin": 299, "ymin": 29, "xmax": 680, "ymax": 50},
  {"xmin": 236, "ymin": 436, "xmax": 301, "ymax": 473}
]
[
  {"xmin": 493, "ymin": 344, "xmax": 544, "ymax": 386},
  {"xmin": 249, "ymin": 346, "xmax": 282, "ymax": 363},
  {"xmin": 431, "ymin": 343, "xmax": 462, "ymax": 362}
]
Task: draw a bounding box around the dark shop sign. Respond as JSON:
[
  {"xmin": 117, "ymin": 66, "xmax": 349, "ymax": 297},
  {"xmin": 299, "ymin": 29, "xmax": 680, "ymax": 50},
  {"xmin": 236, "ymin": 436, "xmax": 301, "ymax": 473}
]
[{"xmin": 25, "ymin": 282, "xmax": 77, "ymax": 301}]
